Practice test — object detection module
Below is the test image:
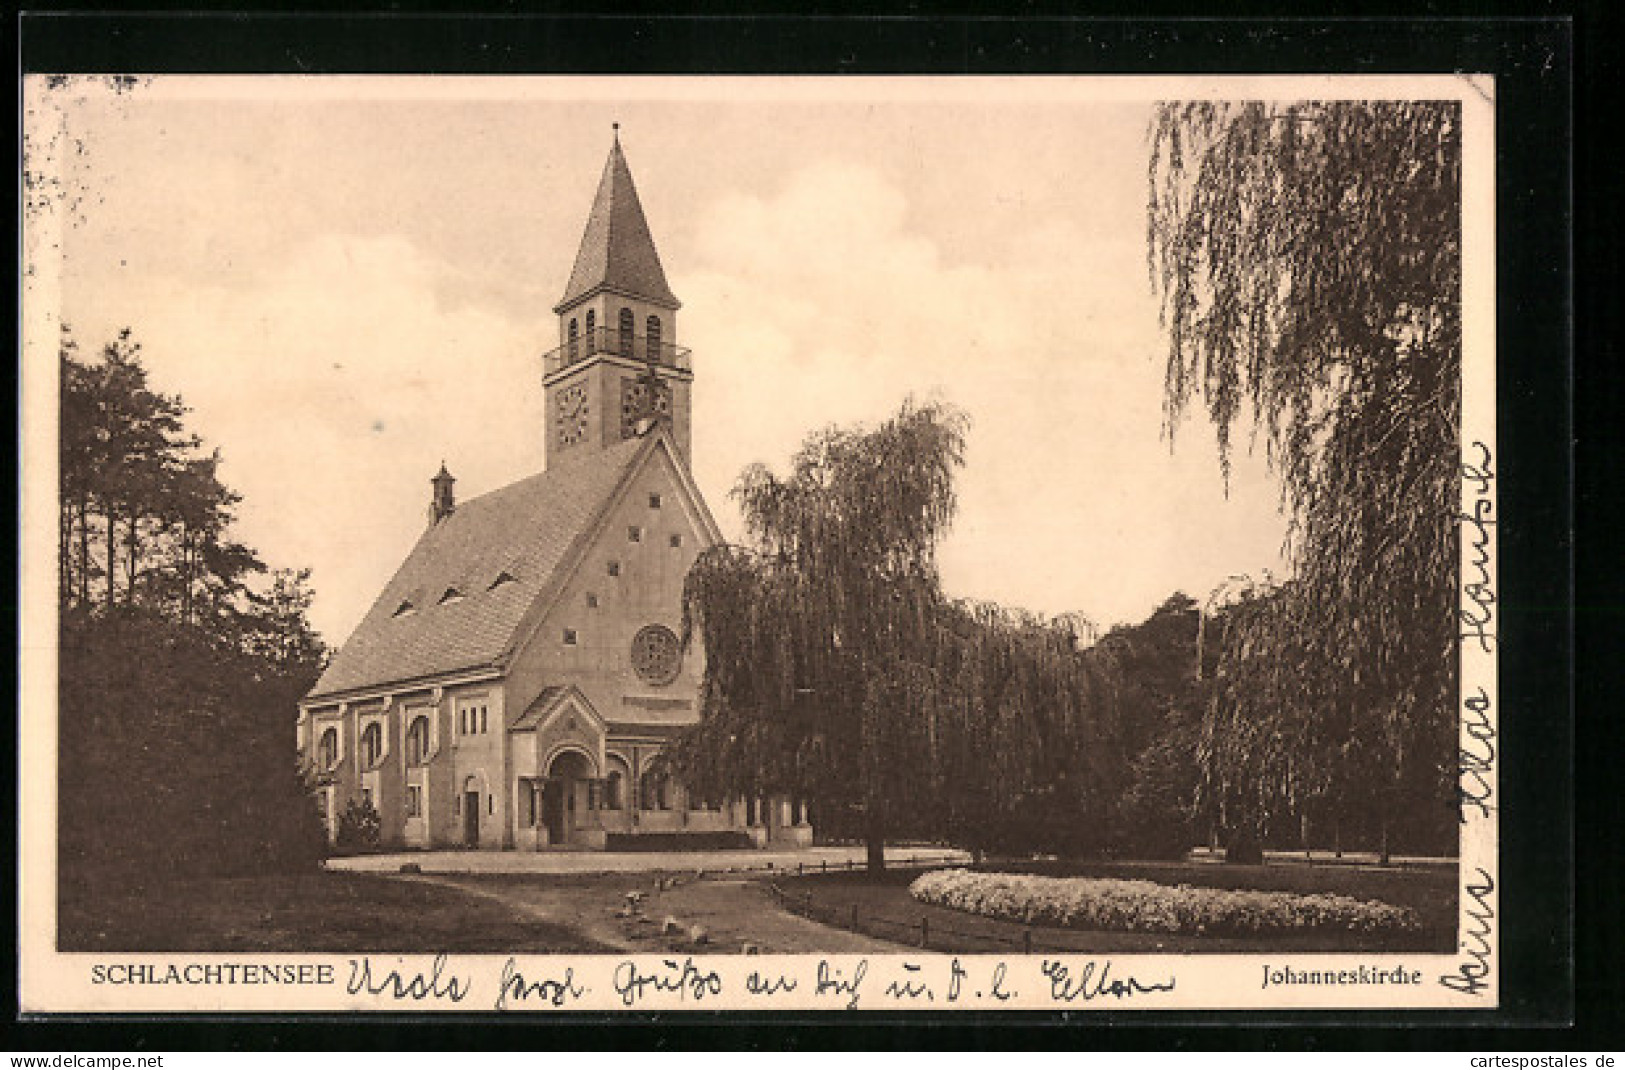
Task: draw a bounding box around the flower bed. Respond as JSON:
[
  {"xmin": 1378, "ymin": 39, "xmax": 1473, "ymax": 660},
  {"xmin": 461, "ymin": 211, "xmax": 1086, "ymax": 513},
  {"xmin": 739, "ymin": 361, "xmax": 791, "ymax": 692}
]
[{"xmin": 909, "ymin": 869, "xmax": 1420, "ymax": 935}]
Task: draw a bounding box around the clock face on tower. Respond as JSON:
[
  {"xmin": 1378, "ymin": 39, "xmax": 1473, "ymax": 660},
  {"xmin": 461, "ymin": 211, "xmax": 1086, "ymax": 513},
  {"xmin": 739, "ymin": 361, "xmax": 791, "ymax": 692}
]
[
  {"xmin": 555, "ymin": 383, "xmax": 589, "ymax": 447},
  {"xmin": 620, "ymin": 376, "xmax": 672, "ymax": 439}
]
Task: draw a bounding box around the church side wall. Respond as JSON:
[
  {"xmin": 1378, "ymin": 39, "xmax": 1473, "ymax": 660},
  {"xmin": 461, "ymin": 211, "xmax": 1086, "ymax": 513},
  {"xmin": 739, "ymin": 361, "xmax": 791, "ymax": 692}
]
[
  {"xmin": 446, "ymin": 684, "xmax": 508, "ymax": 849},
  {"xmin": 428, "ymin": 693, "xmax": 458, "ymax": 847},
  {"xmin": 351, "ymin": 701, "xmax": 399, "ymax": 844},
  {"xmin": 300, "ymin": 706, "xmax": 351, "ymax": 844},
  {"xmin": 303, "ymin": 680, "xmax": 506, "ymax": 852}
]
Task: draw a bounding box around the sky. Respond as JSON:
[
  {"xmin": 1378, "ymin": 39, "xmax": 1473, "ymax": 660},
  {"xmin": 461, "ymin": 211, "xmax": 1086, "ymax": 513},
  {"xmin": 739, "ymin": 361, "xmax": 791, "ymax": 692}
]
[{"xmin": 29, "ymin": 76, "xmax": 1292, "ymax": 646}]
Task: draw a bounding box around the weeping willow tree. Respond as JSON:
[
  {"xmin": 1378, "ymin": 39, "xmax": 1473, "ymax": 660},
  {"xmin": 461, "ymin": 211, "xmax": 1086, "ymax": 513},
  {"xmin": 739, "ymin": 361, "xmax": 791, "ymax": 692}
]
[
  {"xmin": 928, "ymin": 601, "xmax": 1119, "ymax": 858},
  {"xmin": 675, "ymin": 399, "xmax": 1122, "ymax": 871},
  {"xmin": 675, "ymin": 400, "xmax": 967, "ymax": 872},
  {"xmin": 1149, "ymin": 101, "xmax": 1461, "ymax": 858}
]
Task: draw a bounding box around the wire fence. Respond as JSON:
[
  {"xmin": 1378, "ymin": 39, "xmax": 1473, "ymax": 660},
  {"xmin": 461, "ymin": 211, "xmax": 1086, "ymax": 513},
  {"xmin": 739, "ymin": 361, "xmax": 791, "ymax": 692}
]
[{"xmin": 687, "ymin": 851, "xmax": 969, "ymax": 880}]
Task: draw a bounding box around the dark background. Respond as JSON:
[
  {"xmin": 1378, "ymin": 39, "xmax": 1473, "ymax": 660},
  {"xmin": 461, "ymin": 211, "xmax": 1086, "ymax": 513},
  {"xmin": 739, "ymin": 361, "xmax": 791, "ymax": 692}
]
[{"xmin": 10, "ymin": 8, "xmax": 1589, "ymax": 1052}]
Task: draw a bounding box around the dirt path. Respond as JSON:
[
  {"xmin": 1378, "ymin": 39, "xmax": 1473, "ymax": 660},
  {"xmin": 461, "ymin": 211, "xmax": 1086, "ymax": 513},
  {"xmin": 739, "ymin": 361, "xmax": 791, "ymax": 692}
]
[
  {"xmin": 648, "ymin": 878, "xmax": 908, "ymax": 953},
  {"xmin": 418, "ymin": 871, "xmax": 906, "ymax": 954},
  {"xmin": 404, "ymin": 874, "xmax": 639, "ymax": 951}
]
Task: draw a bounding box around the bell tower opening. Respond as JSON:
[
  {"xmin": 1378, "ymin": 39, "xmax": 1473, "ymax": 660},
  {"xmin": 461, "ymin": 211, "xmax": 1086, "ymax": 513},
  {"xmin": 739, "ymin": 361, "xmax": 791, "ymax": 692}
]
[{"xmin": 544, "ymin": 126, "xmax": 691, "ymax": 467}]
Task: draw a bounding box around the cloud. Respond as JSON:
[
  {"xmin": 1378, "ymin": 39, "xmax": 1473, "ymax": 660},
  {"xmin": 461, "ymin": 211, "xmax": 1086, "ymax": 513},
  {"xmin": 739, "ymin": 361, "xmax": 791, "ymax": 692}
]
[
  {"xmin": 683, "ymin": 159, "xmax": 1288, "ymax": 628},
  {"xmin": 72, "ymin": 233, "xmax": 537, "ymax": 644}
]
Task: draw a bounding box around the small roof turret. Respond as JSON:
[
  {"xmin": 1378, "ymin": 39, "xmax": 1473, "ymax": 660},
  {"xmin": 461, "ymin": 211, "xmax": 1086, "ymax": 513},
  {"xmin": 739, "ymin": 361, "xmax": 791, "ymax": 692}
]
[{"xmin": 429, "ymin": 461, "xmax": 456, "ymax": 525}]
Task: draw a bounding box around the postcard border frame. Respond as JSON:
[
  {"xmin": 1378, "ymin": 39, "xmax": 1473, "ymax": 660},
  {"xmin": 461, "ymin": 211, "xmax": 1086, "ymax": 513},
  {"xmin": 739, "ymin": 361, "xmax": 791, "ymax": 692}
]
[{"xmin": 10, "ymin": 10, "xmax": 1579, "ymax": 1046}]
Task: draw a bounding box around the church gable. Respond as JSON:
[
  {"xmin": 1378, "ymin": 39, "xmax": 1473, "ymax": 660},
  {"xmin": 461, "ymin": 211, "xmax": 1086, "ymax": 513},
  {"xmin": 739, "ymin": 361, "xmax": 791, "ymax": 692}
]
[
  {"xmin": 510, "ymin": 685, "xmax": 606, "ymax": 738},
  {"xmin": 502, "ymin": 428, "xmax": 720, "ymax": 731}
]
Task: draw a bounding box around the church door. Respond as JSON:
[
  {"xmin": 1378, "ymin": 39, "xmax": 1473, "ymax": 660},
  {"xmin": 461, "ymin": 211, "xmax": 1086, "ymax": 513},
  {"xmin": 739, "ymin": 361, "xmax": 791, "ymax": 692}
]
[
  {"xmin": 463, "ymin": 791, "xmax": 481, "ymax": 847},
  {"xmin": 542, "ymin": 779, "xmax": 566, "ymax": 845}
]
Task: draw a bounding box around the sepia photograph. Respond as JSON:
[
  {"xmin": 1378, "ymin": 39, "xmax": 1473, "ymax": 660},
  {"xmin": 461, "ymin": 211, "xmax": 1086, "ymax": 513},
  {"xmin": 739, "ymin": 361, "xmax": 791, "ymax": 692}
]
[{"xmin": 19, "ymin": 73, "xmax": 1496, "ymax": 1012}]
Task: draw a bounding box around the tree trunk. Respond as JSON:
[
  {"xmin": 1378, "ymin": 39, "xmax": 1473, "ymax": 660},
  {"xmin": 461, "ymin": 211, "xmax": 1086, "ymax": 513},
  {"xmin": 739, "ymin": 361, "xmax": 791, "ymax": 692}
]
[
  {"xmin": 59, "ymin": 500, "xmax": 72, "ymax": 608},
  {"xmin": 1379, "ymin": 772, "xmax": 1396, "ymax": 865},
  {"xmin": 78, "ymin": 497, "xmax": 90, "ymax": 607},
  {"xmin": 179, "ymin": 525, "xmax": 191, "ymax": 625},
  {"xmin": 863, "ymin": 761, "xmax": 886, "ymax": 875},
  {"xmin": 123, "ymin": 515, "xmax": 139, "ymax": 606},
  {"xmin": 865, "ymin": 819, "xmax": 886, "ymax": 875},
  {"xmin": 105, "ymin": 507, "xmax": 116, "ymax": 611},
  {"xmin": 861, "ymin": 681, "xmax": 886, "ymax": 875}
]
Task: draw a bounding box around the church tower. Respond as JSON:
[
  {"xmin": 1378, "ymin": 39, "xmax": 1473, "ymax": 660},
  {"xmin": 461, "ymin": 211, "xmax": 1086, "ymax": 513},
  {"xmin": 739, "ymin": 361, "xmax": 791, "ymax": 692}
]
[{"xmin": 545, "ymin": 127, "xmax": 691, "ymax": 468}]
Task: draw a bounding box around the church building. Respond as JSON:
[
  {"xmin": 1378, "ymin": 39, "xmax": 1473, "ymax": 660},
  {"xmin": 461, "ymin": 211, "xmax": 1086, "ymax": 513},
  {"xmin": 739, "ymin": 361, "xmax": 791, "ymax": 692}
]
[{"xmin": 296, "ymin": 133, "xmax": 811, "ymax": 851}]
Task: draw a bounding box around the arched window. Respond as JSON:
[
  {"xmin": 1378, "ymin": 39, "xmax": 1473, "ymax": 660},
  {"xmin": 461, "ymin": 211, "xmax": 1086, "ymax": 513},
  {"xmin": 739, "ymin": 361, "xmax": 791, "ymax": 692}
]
[
  {"xmin": 406, "ymin": 716, "xmax": 430, "ymax": 766},
  {"xmin": 360, "ymin": 722, "xmax": 382, "ymax": 767},
  {"xmin": 319, "ymin": 727, "xmax": 339, "ymax": 771},
  {"xmin": 640, "ymin": 768, "xmax": 670, "ymax": 811},
  {"xmin": 619, "ymin": 308, "xmax": 635, "ymax": 358},
  {"xmin": 567, "ymin": 318, "xmax": 579, "ymax": 362},
  {"xmin": 646, "ymin": 315, "xmax": 662, "ymax": 364},
  {"xmin": 604, "ymin": 770, "xmax": 624, "ymax": 810},
  {"xmin": 585, "ymin": 309, "xmax": 596, "ymax": 349}
]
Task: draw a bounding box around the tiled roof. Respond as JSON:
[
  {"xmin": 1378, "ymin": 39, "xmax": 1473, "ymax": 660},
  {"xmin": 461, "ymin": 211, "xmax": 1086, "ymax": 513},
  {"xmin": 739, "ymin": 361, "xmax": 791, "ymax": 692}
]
[
  {"xmin": 555, "ymin": 140, "xmax": 680, "ymax": 312},
  {"xmin": 307, "ymin": 437, "xmax": 647, "ymax": 700}
]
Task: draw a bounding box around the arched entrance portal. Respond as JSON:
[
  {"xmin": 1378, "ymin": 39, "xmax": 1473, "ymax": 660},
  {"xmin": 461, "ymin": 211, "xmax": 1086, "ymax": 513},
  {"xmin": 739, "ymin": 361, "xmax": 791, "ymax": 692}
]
[{"xmin": 543, "ymin": 749, "xmax": 595, "ymax": 847}]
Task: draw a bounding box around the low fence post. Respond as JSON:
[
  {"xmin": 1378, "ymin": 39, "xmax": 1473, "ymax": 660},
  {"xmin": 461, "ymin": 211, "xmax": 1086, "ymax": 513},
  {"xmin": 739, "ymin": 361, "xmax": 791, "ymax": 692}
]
[
  {"xmin": 1022, "ymin": 928, "xmax": 1033, "ymax": 955},
  {"xmin": 849, "ymin": 903, "xmax": 859, "ymax": 931},
  {"xmin": 919, "ymin": 916, "xmax": 929, "ymax": 949}
]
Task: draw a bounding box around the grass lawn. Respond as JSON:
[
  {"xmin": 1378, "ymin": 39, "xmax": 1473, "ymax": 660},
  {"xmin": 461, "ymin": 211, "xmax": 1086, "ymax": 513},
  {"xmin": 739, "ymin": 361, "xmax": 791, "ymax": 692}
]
[
  {"xmin": 58, "ymin": 869, "xmax": 615, "ymax": 953},
  {"xmin": 775, "ymin": 859, "xmax": 1458, "ymax": 954}
]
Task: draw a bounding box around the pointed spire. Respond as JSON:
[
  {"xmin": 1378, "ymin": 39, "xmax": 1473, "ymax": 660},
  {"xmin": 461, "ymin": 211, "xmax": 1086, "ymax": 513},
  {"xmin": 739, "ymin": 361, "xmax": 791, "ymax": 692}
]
[{"xmin": 554, "ymin": 129, "xmax": 680, "ymax": 313}]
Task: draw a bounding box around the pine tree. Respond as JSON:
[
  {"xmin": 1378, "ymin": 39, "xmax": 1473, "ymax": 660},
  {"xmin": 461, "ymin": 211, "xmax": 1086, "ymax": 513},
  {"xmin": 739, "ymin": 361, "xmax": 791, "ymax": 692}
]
[{"xmin": 57, "ymin": 329, "xmax": 328, "ymax": 886}]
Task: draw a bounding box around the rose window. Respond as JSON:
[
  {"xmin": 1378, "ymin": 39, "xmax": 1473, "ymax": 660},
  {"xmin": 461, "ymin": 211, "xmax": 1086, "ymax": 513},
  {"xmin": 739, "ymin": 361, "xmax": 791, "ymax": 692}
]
[{"xmin": 630, "ymin": 624, "xmax": 682, "ymax": 686}]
